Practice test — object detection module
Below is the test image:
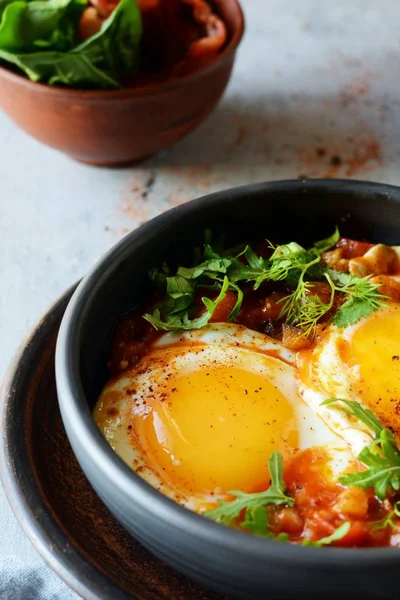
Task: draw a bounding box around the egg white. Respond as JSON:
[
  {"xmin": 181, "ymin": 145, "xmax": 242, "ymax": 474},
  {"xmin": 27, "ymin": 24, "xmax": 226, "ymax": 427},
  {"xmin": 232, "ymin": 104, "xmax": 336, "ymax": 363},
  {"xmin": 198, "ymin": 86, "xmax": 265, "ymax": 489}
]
[
  {"xmin": 94, "ymin": 323, "xmax": 353, "ymax": 511},
  {"xmin": 297, "ymin": 304, "xmax": 400, "ymax": 455}
]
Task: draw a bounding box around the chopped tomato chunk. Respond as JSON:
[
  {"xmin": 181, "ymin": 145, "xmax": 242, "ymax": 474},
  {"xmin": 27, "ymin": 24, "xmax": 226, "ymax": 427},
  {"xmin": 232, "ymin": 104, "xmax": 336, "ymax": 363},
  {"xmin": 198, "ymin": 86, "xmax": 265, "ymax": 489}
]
[
  {"xmin": 281, "ymin": 325, "xmax": 311, "ymax": 350},
  {"xmin": 274, "ymin": 507, "xmax": 304, "ymax": 535},
  {"xmin": 78, "ymin": 7, "xmax": 104, "ymax": 41},
  {"xmin": 337, "ymin": 237, "xmax": 374, "ymax": 259},
  {"xmin": 336, "ymin": 521, "xmax": 369, "ymax": 547}
]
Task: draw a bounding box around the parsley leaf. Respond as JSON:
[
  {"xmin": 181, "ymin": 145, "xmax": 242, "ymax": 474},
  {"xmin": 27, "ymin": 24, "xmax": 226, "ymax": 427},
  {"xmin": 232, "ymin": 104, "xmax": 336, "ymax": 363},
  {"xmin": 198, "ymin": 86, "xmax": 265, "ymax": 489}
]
[
  {"xmin": 177, "ymin": 256, "xmax": 232, "ymax": 280},
  {"xmin": 302, "ymin": 522, "xmax": 350, "ymax": 547},
  {"xmin": 144, "ymin": 276, "xmax": 230, "ymax": 331},
  {"xmin": 149, "ymin": 262, "xmax": 170, "ymax": 285},
  {"xmin": 204, "ymin": 451, "xmax": 293, "ymax": 525},
  {"xmin": 329, "ymin": 271, "xmax": 385, "ymax": 327},
  {"xmin": 225, "ymin": 251, "xmax": 270, "ymax": 285},
  {"xmin": 322, "ymin": 398, "xmax": 400, "ymax": 499}
]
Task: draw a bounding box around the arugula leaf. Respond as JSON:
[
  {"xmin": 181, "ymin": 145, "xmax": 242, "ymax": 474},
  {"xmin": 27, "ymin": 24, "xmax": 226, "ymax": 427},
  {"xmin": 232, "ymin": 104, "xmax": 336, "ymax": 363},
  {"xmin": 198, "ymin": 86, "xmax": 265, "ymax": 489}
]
[
  {"xmin": 322, "ymin": 398, "xmax": 400, "ymax": 499},
  {"xmin": 204, "ymin": 451, "xmax": 293, "ymax": 525},
  {"xmin": 240, "ymin": 506, "xmax": 289, "ymax": 541},
  {"xmin": 241, "ymin": 505, "xmax": 270, "ymax": 537},
  {"xmin": 225, "ymin": 280, "xmax": 243, "ymax": 321},
  {"xmin": 370, "ymin": 501, "xmax": 400, "ymax": 531},
  {"xmin": 321, "ymin": 398, "xmax": 383, "ymax": 437},
  {"xmin": 310, "ymin": 227, "xmax": 340, "ymax": 255},
  {"xmin": 302, "ymin": 522, "xmax": 350, "ymax": 547},
  {"xmin": 0, "ymin": 0, "xmax": 142, "ymax": 88}
]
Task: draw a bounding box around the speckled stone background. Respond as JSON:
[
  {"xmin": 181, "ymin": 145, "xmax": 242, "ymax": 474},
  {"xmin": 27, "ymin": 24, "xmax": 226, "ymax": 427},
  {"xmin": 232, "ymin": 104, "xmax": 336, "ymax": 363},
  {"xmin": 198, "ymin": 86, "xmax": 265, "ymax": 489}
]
[{"xmin": 1, "ymin": 0, "xmax": 400, "ymax": 597}]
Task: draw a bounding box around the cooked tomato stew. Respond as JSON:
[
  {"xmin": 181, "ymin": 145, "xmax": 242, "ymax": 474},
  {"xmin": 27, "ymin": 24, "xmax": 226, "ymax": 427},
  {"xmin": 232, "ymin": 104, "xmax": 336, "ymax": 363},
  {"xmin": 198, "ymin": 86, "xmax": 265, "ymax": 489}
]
[{"xmin": 96, "ymin": 231, "xmax": 400, "ymax": 548}]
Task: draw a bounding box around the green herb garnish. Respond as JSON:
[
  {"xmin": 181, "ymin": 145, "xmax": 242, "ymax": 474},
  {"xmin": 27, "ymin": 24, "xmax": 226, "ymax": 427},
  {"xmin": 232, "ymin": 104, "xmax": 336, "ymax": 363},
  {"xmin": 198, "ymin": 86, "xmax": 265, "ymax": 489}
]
[
  {"xmin": 369, "ymin": 501, "xmax": 400, "ymax": 531},
  {"xmin": 204, "ymin": 451, "xmax": 293, "ymax": 526},
  {"xmin": 322, "ymin": 398, "xmax": 400, "ymax": 499},
  {"xmin": 240, "ymin": 505, "xmax": 289, "ymax": 541},
  {"xmin": 328, "ymin": 271, "xmax": 385, "ymax": 327},
  {"xmin": 302, "ymin": 522, "xmax": 351, "ymax": 547},
  {"xmin": 144, "ymin": 276, "xmax": 232, "ymax": 331},
  {"xmin": 144, "ymin": 228, "xmax": 386, "ymax": 335}
]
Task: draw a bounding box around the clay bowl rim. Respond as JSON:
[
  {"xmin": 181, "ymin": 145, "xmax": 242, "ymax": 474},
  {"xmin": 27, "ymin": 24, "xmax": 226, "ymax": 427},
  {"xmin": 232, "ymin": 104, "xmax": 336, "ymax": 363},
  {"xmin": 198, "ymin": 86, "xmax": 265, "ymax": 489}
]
[
  {"xmin": 55, "ymin": 179, "xmax": 400, "ymax": 572},
  {"xmin": 0, "ymin": 0, "xmax": 244, "ymax": 99}
]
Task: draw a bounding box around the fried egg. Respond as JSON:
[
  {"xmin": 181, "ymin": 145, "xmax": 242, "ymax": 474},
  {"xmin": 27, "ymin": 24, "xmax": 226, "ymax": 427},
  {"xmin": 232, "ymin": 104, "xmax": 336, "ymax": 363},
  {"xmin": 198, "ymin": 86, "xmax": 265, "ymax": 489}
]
[
  {"xmin": 298, "ymin": 303, "xmax": 400, "ymax": 454},
  {"xmin": 94, "ymin": 323, "xmax": 353, "ymax": 511}
]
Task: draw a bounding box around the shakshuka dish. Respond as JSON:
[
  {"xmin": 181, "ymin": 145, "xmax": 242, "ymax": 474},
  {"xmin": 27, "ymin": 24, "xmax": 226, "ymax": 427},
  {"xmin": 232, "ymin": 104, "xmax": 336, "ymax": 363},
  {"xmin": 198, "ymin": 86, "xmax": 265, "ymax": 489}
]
[{"xmin": 94, "ymin": 229, "xmax": 400, "ymax": 548}]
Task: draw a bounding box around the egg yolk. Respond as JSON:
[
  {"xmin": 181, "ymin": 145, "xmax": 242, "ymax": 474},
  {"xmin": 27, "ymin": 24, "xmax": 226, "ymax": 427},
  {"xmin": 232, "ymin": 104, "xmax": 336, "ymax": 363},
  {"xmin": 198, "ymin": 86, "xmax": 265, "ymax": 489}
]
[
  {"xmin": 343, "ymin": 306, "xmax": 400, "ymax": 437},
  {"xmin": 131, "ymin": 363, "xmax": 298, "ymax": 495}
]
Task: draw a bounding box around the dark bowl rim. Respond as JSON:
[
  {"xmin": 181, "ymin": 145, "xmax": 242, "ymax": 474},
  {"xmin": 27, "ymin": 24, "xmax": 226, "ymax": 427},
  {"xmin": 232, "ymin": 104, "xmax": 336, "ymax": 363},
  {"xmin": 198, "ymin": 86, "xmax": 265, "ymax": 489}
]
[
  {"xmin": 56, "ymin": 178, "xmax": 400, "ymax": 570},
  {"xmin": 0, "ymin": 0, "xmax": 244, "ymax": 99}
]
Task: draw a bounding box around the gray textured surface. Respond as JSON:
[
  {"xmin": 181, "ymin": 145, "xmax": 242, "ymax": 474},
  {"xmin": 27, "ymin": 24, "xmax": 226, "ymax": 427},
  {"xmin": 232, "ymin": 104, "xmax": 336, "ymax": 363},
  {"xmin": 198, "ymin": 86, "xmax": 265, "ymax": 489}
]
[{"xmin": 1, "ymin": 0, "xmax": 400, "ymax": 597}]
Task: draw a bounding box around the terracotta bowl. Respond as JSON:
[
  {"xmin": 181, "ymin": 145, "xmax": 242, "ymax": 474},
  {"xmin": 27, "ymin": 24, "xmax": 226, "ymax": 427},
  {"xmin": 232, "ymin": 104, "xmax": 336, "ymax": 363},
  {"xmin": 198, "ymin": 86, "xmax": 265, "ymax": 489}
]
[
  {"xmin": 0, "ymin": 0, "xmax": 244, "ymax": 166},
  {"xmin": 56, "ymin": 179, "xmax": 400, "ymax": 600}
]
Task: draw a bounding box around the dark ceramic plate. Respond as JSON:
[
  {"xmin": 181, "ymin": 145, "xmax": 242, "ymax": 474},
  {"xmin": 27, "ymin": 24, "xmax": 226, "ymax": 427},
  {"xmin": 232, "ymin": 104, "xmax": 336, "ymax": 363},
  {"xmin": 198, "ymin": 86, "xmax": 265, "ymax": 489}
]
[{"xmin": 0, "ymin": 287, "xmax": 228, "ymax": 600}]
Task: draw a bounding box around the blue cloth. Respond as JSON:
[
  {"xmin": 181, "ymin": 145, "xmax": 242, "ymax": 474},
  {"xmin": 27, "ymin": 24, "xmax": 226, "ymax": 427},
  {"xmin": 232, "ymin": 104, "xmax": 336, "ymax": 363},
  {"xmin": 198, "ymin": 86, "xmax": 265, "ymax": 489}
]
[
  {"xmin": 0, "ymin": 484, "xmax": 79, "ymax": 599},
  {"xmin": 0, "ymin": 557, "xmax": 78, "ymax": 600}
]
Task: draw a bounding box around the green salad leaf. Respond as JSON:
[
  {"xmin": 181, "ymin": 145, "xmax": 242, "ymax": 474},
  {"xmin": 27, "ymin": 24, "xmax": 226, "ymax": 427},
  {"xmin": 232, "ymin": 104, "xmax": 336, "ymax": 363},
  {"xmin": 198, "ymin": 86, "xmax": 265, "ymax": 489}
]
[
  {"xmin": 322, "ymin": 398, "xmax": 400, "ymax": 499},
  {"xmin": 370, "ymin": 501, "xmax": 400, "ymax": 531},
  {"xmin": 0, "ymin": 0, "xmax": 142, "ymax": 88},
  {"xmin": 0, "ymin": 0, "xmax": 82, "ymax": 52},
  {"xmin": 204, "ymin": 451, "xmax": 293, "ymax": 526},
  {"xmin": 302, "ymin": 522, "xmax": 350, "ymax": 547},
  {"xmin": 204, "ymin": 449, "xmax": 350, "ymax": 547},
  {"xmin": 240, "ymin": 506, "xmax": 290, "ymax": 541}
]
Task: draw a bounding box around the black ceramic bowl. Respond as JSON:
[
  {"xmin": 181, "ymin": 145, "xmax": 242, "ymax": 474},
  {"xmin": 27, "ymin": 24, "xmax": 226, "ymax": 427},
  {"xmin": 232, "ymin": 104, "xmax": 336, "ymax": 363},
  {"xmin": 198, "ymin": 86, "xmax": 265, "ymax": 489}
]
[{"xmin": 56, "ymin": 179, "xmax": 400, "ymax": 600}]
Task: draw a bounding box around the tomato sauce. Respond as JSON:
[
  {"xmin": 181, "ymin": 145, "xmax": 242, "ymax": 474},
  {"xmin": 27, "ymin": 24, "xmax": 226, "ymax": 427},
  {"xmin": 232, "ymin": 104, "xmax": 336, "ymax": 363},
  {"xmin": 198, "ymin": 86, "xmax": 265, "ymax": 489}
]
[
  {"xmin": 279, "ymin": 449, "xmax": 392, "ymax": 547},
  {"xmin": 107, "ymin": 237, "xmax": 378, "ymax": 375},
  {"xmin": 106, "ymin": 236, "xmax": 399, "ymax": 546}
]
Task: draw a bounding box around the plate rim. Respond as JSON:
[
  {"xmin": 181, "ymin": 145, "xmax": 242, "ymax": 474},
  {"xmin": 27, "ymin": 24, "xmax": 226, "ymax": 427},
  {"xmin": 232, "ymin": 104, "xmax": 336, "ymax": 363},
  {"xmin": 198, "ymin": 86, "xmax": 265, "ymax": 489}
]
[{"xmin": 0, "ymin": 285, "xmax": 139, "ymax": 600}]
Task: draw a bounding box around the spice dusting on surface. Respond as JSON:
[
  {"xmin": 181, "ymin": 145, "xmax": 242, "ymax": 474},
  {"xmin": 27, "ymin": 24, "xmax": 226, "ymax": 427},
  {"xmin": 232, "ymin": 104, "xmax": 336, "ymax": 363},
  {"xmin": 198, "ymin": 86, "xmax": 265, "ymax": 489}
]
[{"xmin": 297, "ymin": 139, "xmax": 382, "ymax": 179}]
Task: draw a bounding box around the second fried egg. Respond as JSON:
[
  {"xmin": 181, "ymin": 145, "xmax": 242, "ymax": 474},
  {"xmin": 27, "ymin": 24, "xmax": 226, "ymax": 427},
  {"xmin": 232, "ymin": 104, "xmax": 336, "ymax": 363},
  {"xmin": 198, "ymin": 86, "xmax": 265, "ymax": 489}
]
[{"xmin": 297, "ymin": 303, "xmax": 400, "ymax": 454}]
